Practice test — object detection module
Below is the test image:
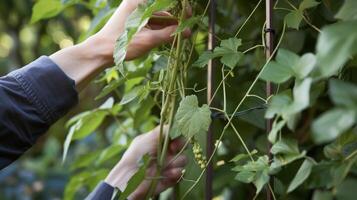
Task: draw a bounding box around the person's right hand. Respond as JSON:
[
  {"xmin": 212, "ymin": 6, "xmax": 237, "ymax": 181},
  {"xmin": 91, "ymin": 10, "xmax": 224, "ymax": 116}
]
[{"xmin": 105, "ymin": 126, "xmax": 188, "ymax": 200}]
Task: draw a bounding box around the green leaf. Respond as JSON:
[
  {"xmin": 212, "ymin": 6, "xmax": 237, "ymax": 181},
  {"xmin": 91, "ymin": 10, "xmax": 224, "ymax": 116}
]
[
  {"xmin": 284, "ymin": 78, "xmax": 312, "ymax": 117},
  {"xmin": 299, "ymin": 0, "xmax": 320, "ymax": 10},
  {"xmin": 193, "ymin": 51, "xmax": 215, "ymax": 68},
  {"xmin": 260, "ymin": 61, "xmax": 294, "ymax": 83},
  {"xmin": 312, "ymin": 108, "xmax": 356, "ymax": 144},
  {"xmin": 293, "ymin": 53, "xmax": 316, "ymax": 79},
  {"xmin": 231, "ymin": 150, "xmax": 258, "ymax": 162},
  {"xmin": 96, "ymin": 145, "xmax": 123, "ymax": 166},
  {"xmin": 268, "ymin": 120, "xmax": 286, "ymax": 143},
  {"xmin": 323, "ymin": 131, "xmax": 357, "ymax": 160},
  {"xmin": 72, "ymin": 111, "xmax": 108, "ymax": 140},
  {"xmin": 287, "ymin": 159, "xmax": 314, "ymax": 192},
  {"xmin": 194, "ymin": 38, "xmax": 243, "ymax": 69},
  {"xmin": 120, "ymin": 86, "xmax": 144, "ymax": 105},
  {"xmin": 235, "ymin": 171, "xmax": 256, "ymax": 183},
  {"xmin": 271, "ymin": 138, "xmax": 300, "ymax": 155},
  {"xmin": 276, "ymin": 49, "xmax": 300, "ymax": 68},
  {"xmin": 329, "ymin": 79, "xmax": 357, "ymax": 109},
  {"xmin": 119, "ymin": 155, "xmax": 150, "ymax": 200},
  {"xmin": 316, "ymin": 21, "xmax": 357, "ymax": 77},
  {"xmin": 174, "ymin": 95, "xmax": 212, "ymax": 138},
  {"xmin": 31, "ymin": 0, "xmax": 63, "ymax": 23},
  {"xmin": 265, "ymin": 90, "xmax": 293, "ymax": 119},
  {"xmin": 253, "ymin": 170, "xmax": 270, "ymax": 195},
  {"xmin": 335, "ymin": 0, "xmax": 357, "ymax": 21},
  {"xmin": 285, "ymin": 10, "xmax": 303, "ymax": 30}
]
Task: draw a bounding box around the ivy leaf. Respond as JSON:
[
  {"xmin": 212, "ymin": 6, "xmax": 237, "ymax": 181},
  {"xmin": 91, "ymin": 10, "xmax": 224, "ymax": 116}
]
[
  {"xmin": 285, "ymin": 10, "xmax": 303, "ymax": 30},
  {"xmin": 299, "ymin": 0, "xmax": 320, "ymax": 10},
  {"xmin": 268, "ymin": 120, "xmax": 286, "ymax": 143},
  {"xmin": 31, "ymin": 0, "xmax": 63, "ymax": 23},
  {"xmin": 233, "ymin": 156, "xmax": 270, "ymax": 194},
  {"xmin": 316, "ymin": 21, "xmax": 357, "ymax": 78},
  {"xmin": 265, "ymin": 90, "xmax": 293, "ymax": 119},
  {"xmin": 193, "ymin": 51, "xmax": 215, "ymax": 68},
  {"xmin": 323, "ymin": 132, "xmax": 357, "ymax": 160},
  {"xmin": 271, "ymin": 138, "xmax": 300, "ymax": 155},
  {"xmin": 174, "ymin": 95, "xmax": 212, "ymax": 138},
  {"xmin": 312, "ymin": 108, "xmax": 356, "ymax": 144},
  {"xmin": 287, "ymin": 159, "xmax": 314, "ymax": 192},
  {"xmin": 335, "ymin": 0, "xmax": 357, "ymax": 21},
  {"xmin": 329, "ymin": 79, "xmax": 357, "ymax": 109},
  {"xmin": 119, "ymin": 155, "xmax": 151, "ymax": 200},
  {"xmin": 284, "ymin": 78, "xmax": 312, "ymax": 117},
  {"xmin": 194, "ymin": 38, "xmax": 243, "ymax": 69},
  {"xmin": 120, "ymin": 85, "xmax": 146, "ymax": 105},
  {"xmin": 260, "ymin": 61, "xmax": 294, "ymax": 83},
  {"xmin": 293, "ymin": 53, "xmax": 316, "ymax": 79}
]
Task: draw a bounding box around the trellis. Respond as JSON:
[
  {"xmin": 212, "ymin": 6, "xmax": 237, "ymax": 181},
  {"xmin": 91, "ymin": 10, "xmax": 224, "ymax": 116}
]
[{"xmin": 204, "ymin": 0, "xmax": 275, "ymax": 199}]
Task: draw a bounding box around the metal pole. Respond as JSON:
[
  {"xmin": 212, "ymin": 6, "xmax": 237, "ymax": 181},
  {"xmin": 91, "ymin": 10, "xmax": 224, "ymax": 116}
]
[
  {"xmin": 265, "ymin": 0, "xmax": 274, "ymax": 200},
  {"xmin": 206, "ymin": 0, "xmax": 216, "ymax": 199}
]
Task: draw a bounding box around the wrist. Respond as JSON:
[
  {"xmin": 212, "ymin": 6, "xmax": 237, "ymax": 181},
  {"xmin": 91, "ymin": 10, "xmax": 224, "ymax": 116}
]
[
  {"xmin": 82, "ymin": 36, "xmax": 114, "ymax": 67},
  {"xmin": 105, "ymin": 160, "xmax": 138, "ymax": 192}
]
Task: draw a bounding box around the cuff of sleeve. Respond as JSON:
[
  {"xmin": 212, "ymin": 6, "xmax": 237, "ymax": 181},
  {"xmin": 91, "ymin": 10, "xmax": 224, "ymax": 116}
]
[
  {"xmin": 8, "ymin": 56, "xmax": 79, "ymax": 124},
  {"xmin": 85, "ymin": 181, "xmax": 116, "ymax": 200}
]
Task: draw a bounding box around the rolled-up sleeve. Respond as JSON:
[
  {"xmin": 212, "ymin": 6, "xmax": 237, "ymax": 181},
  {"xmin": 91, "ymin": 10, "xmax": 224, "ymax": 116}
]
[{"xmin": 0, "ymin": 56, "xmax": 78, "ymax": 169}]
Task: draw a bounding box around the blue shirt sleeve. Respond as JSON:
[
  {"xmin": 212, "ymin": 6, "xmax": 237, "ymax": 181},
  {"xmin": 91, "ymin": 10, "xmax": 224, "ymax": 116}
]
[
  {"xmin": 85, "ymin": 181, "xmax": 116, "ymax": 200},
  {"xmin": 0, "ymin": 56, "xmax": 117, "ymax": 198},
  {"xmin": 0, "ymin": 56, "xmax": 78, "ymax": 169}
]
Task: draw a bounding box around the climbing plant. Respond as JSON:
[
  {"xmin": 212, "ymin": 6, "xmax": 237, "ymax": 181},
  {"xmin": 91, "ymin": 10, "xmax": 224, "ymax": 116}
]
[{"xmin": 32, "ymin": 0, "xmax": 357, "ymax": 199}]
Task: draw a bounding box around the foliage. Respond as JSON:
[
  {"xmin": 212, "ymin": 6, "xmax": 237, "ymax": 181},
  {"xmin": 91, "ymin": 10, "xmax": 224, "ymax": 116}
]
[{"xmin": 31, "ymin": 0, "xmax": 357, "ymax": 199}]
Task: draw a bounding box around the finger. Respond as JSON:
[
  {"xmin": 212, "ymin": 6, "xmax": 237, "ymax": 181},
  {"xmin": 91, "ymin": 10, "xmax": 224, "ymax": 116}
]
[
  {"xmin": 166, "ymin": 155, "xmax": 188, "ymax": 169},
  {"xmin": 169, "ymin": 138, "xmax": 186, "ymax": 153},
  {"xmin": 151, "ymin": 25, "xmax": 192, "ymax": 44},
  {"xmin": 162, "ymin": 168, "xmax": 183, "ymax": 183},
  {"xmin": 149, "ymin": 11, "xmax": 178, "ymax": 28}
]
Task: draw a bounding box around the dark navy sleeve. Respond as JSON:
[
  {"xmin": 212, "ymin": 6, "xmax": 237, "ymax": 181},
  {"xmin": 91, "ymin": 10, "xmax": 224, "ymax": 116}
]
[
  {"xmin": 85, "ymin": 181, "xmax": 117, "ymax": 200},
  {"xmin": 0, "ymin": 56, "xmax": 78, "ymax": 169}
]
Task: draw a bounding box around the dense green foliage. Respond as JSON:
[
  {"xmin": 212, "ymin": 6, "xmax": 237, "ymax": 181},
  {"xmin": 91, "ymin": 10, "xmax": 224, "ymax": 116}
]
[{"xmin": 30, "ymin": 0, "xmax": 357, "ymax": 199}]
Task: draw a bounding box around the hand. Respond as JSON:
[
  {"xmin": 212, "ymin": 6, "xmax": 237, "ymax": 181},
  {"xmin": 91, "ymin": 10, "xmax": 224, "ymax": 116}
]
[
  {"xmin": 94, "ymin": 0, "xmax": 191, "ymax": 63},
  {"xmin": 105, "ymin": 126, "xmax": 187, "ymax": 200}
]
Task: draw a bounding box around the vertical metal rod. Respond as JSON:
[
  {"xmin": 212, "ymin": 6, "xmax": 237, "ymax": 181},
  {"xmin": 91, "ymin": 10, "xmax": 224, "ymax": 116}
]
[
  {"xmin": 265, "ymin": 0, "xmax": 274, "ymax": 200},
  {"xmin": 206, "ymin": 0, "xmax": 216, "ymax": 199}
]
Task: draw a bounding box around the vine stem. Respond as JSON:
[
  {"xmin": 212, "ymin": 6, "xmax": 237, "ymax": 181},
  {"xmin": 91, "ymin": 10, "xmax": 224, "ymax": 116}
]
[{"xmin": 181, "ymin": 22, "xmax": 286, "ymax": 200}]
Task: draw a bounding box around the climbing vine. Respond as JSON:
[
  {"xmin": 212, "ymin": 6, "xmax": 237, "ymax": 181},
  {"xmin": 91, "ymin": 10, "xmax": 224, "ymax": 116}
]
[{"xmin": 32, "ymin": 0, "xmax": 357, "ymax": 199}]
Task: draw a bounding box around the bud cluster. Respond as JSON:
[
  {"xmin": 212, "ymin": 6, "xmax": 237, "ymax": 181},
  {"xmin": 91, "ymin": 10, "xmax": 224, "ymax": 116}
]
[{"xmin": 191, "ymin": 139, "xmax": 207, "ymax": 169}]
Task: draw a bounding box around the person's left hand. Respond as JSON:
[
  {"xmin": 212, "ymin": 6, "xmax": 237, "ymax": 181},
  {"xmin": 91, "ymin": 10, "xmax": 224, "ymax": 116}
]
[
  {"xmin": 93, "ymin": 1, "xmax": 191, "ymax": 64},
  {"xmin": 105, "ymin": 126, "xmax": 187, "ymax": 200}
]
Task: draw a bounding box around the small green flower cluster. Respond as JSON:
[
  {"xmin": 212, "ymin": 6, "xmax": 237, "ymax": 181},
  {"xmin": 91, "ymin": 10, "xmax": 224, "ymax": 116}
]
[{"xmin": 191, "ymin": 139, "xmax": 207, "ymax": 169}]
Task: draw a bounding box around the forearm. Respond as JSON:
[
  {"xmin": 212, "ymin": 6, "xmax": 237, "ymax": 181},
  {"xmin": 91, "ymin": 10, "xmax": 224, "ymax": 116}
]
[{"xmin": 50, "ymin": 3, "xmax": 134, "ymax": 91}]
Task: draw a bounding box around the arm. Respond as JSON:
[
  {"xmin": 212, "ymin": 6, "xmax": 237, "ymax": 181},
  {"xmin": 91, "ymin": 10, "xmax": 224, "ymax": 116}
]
[{"xmin": 0, "ymin": 0, "xmax": 187, "ymax": 169}]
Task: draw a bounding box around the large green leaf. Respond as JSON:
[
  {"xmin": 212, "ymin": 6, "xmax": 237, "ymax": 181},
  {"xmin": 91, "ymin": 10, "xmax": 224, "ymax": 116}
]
[
  {"xmin": 174, "ymin": 95, "xmax": 211, "ymax": 138},
  {"xmin": 335, "ymin": 0, "xmax": 357, "ymax": 21},
  {"xmin": 316, "ymin": 20, "xmax": 357, "ymax": 77},
  {"xmin": 299, "ymin": 0, "xmax": 320, "ymax": 10},
  {"xmin": 312, "ymin": 108, "xmax": 356, "ymax": 144},
  {"xmin": 329, "ymin": 79, "xmax": 357, "ymax": 109},
  {"xmin": 287, "ymin": 159, "xmax": 314, "ymax": 192},
  {"xmin": 31, "ymin": 0, "xmax": 63, "ymax": 23}
]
